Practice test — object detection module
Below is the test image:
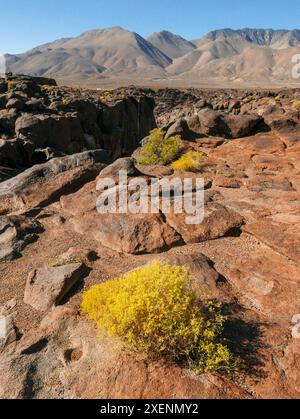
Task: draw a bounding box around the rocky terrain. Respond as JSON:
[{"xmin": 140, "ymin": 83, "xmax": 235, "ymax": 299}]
[
  {"xmin": 5, "ymin": 27, "xmax": 300, "ymax": 88},
  {"xmin": 0, "ymin": 75, "xmax": 300, "ymax": 399}
]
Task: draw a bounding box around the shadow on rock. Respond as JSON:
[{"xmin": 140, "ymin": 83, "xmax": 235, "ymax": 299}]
[
  {"xmin": 222, "ymin": 301, "xmax": 268, "ymax": 379},
  {"xmin": 59, "ymin": 266, "xmax": 92, "ymax": 306}
]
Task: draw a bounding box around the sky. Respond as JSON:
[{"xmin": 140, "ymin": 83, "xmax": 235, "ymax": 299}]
[{"xmin": 1, "ymin": 0, "xmax": 300, "ymax": 54}]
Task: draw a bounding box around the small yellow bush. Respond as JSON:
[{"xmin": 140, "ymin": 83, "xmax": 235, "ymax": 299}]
[
  {"xmin": 291, "ymin": 99, "xmax": 300, "ymax": 110},
  {"xmin": 6, "ymin": 80, "xmax": 17, "ymax": 90},
  {"xmin": 100, "ymin": 90, "xmax": 112, "ymax": 100},
  {"xmin": 137, "ymin": 129, "xmax": 181, "ymax": 166},
  {"xmin": 81, "ymin": 262, "xmax": 236, "ymax": 374},
  {"xmin": 172, "ymin": 151, "xmax": 207, "ymax": 172},
  {"xmin": 243, "ymin": 95, "xmax": 255, "ymax": 103}
]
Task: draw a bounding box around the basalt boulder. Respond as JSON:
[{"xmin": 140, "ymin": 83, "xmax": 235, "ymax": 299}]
[
  {"xmin": 15, "ymin": 113, "xmax": 86, "ymax": 154},
  {"xmin": 187, "ymin": 109, "xmax": 262, "ymax": 139}
]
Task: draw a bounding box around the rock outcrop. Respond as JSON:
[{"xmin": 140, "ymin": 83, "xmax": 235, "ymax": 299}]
[
  {"xmin": 0, "ymin": 75, "xmax": 156, "ymax": 177},
  {"xmin": 0, "ymin": 82, "xmax": 300, "ymax": 400}
]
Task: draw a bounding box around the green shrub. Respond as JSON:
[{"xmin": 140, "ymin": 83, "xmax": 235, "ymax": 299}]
[
  {"xmin": 172, "ymin": 151, "xmax": 207, "ymax": 172},
  {"xmin": 81, "ymin": 262, "xmax": 237, "ymax": 374},
  {"xmin": 137, "ymin": 129, "xmax": 181, "ymax": 166}
]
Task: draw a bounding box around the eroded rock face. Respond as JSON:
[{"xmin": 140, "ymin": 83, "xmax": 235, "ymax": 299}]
[
  {"xmin": 100, "ymin": 96, "xmax": 156, "ymax": 159},
  {"xmin": 0, "ymin": 76, "xmax": 156, "ymax": 176},
  {"xmin": 15, "ymin": 114, "xmax": 85, "ymax": 154}
]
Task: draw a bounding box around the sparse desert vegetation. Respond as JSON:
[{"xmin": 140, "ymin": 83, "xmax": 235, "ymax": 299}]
[
  {"xmin": 0, "ymin": 74, "xmax": 300, "ymax": 399},
  {"xmin": 172, "ymin": 151, "xmax": 207, "ymax": 172},
  {"xmin": 137, "ymin": 128, "xmax": 181, "ymax": 165},
  {"xmin": 81, "ymin": 262, "xmax": 236, "ymax": 374}
]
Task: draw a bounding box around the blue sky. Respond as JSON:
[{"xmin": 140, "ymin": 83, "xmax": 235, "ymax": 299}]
[{"xmin": 1, "ymin": 0, "xmax": 300, "ymax": 54}]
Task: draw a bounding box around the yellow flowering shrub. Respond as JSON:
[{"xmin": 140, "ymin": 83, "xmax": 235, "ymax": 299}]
[
  {"xmin": 100, "ymin": 90, "xmax": 112, "ymax": 100},
  {"xmin": 6, "ymin": 80, "xmax": 17, "ymax": 90},
  {"xmin": 81, "ymin": 262, "xmax": 236, "ymax": 374},
  {"xmin": 291, "ymin": 99, "xmax": 300, "ymax": 110},
  {"xmin": 172, "ymin": 151, "xmax": 207, "ymax": 172},
  {"xmin": 137, "ymin": 129, "xmax": 181, "ymax": 166},
  {"xmin": 243, "ymin": 95, "xmax": 255, "ymax": 103}
]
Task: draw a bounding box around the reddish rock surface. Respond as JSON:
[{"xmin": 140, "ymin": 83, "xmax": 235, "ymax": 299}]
[{"xmin": 1, "ymin": 81, "xmax": 300, "ymax": 399}]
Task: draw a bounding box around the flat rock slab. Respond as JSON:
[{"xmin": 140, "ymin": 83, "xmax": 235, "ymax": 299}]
[
  {"xmin": 227, "ymin": 249, "xmax": 300, "ymax": 323},
  {"xmin": 24, "ymin": 263, "xmax": 85, "ymax": 312},
  {"xmin": 244, "ymin": 221, "xmax": 300, "ymax": 265}
]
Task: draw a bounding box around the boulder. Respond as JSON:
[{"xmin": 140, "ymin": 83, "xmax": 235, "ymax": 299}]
[
  {"xmin": 0, "ymin": 109, "xmax": 18, "ymax": 131},
  {"xmin": 165, "ymin": 202, "xmax": 244, "ymax": 244},
  {"xmin": 156, "ymin": 251, "xmax": 225, "ymax": 299},
  {"xmin": 6, "ymin": 98, "xmax": 25, "ymax": 111},
  {"xmin": 72, "ymin": 212, "xmax": 181, "ymax": 254},
  {"xmin": 15, "ymin": 113, "xmax": 85, "ymax": 154},
  {"xmin": 25, "ymin": 98, "xmax": 45, "ymax": 111},
  {"xmin": 228, "ymin": 100, "xmax": 241, "ymax": 112},
  {"xmin": 0, "ymin": 150, "xmax": 110, "ymax": 215},
  {"xmin": 24, "ymin": 263, "xmax": 85, "ymax": 311},
  {"xmin": 99, "ymin": 157, "xmax": 140, "ymax": 177},
  {"xmin": 214, "ymin": 175, "xmax": 242, "ymax": 189},
  {"xmin": 244, "ymin": 221, "xmax": 300, "ymax": 265},
  {"xmin": 187, "ymin": 109, "xmax": 261, "ymax": 139},
  {"xmin": 223, "ymin": 114, "xmax": 262, "ymax": 138},
  {"xmin": 165, "ymin": 118, "xmax": 191, "ymax": 140},
  {"xmin": 0, "ymin": 216, "xmax": 42, "ymax": 262}
]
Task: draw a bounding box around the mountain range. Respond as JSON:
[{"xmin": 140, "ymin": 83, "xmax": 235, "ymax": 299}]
[{"xmin": 5, "ymin": 27, "xmax": 300, "ymax": 87}]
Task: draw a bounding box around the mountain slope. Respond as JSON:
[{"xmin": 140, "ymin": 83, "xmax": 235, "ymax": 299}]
[
  {"xmin": 193, "ymin": 28, "xmax": 300, "ymax": 49},
  {"xmin": 147, "ymin": 30, "xmax": 196, "ymax": 59},
  {"xmin": 168, "ymin": 28, "xmax": 300, "ymax": 82},
  {"xmin": 5, "ymin": 27, "xmax": 300, "ymax": 85},
  {"xmin": 6, "ymin": 27, "xmax": 172, "ymax": 78}
]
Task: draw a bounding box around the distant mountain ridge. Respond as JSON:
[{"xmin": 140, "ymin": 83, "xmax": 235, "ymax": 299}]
[{"xmin": 5, "ymin": 27, "xmax": 300, "ymax": 85}]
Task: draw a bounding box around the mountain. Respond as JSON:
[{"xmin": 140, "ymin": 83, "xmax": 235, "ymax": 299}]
[
  {"xmin": 147, "ymin": 30, "xmax": 196, "ymax": 59},
  {"xmin": 193, "ymin": 28, "xmax": 300, "ymax": 49},
  {"xmin": 5, "ymin": 27, "xmax": 300, "ymax": 86},
  {"xmin": 168, "ymin": 28, "xmax": 300, "ymax": 82},
  {"xmin": 6, "ymin": 27, "xmax": 172, "ymax": 78}
]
